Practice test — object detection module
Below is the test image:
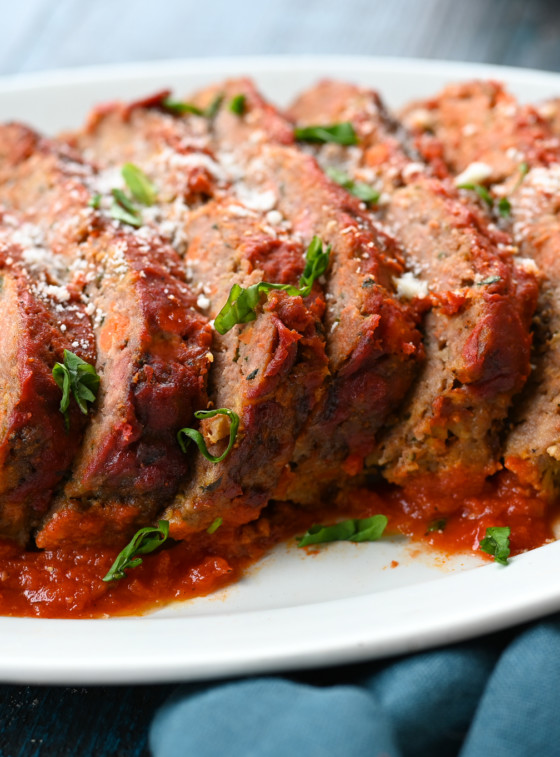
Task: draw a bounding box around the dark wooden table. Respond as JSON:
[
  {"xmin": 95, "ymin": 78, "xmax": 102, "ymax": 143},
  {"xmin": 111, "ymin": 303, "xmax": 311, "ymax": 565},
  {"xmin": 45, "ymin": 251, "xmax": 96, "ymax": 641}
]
[{"xmin": 1, "ymin": 1, "xmax": 560, "ymax": 754}]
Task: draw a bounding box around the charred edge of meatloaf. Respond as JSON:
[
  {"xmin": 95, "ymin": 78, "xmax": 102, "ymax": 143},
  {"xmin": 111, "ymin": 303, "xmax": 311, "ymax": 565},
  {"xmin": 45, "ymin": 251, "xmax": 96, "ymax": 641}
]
[
  {"xmin": 399, "ymin": 80, "xmax": 560, "ymax": 183},
  {"xmin": 288, "ymin": 80, "xmax": 538, "ymax": 495},
  {"xmin": 36, "ymin": 227, "xmax": 213, "ymax": 548},
  {"xmin": 163, "ymin": 199, "xmax": 329, "ymax": 537},
  {"xmin": 0, "ymin": 241, "xmax": 96, "ymax": 544},
  {"xmin": 66, "ymin": 99, "xmax": 224, "ymax": 212},
  {"xmin": 198, "ymin": 82, "xmax": 424, "ymax": 502}
]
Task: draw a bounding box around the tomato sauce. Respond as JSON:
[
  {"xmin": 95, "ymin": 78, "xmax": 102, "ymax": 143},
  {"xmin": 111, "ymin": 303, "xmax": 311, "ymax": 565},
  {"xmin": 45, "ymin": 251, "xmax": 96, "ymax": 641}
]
[{"xmin": 0, "ymin": 472, "xmax": 555, "ymax": 618}]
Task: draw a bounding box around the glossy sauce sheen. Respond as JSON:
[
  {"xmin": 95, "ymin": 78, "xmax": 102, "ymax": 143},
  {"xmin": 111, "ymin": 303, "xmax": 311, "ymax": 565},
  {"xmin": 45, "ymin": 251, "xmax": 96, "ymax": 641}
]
[{"xmin": 0, "ymin": 473, "xmax": 553, "ymax": 618}]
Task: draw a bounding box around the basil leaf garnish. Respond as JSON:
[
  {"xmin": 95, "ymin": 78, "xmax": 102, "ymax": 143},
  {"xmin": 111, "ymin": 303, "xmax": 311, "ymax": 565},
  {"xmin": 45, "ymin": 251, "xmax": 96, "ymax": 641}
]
[
  {"xmin": 102, "ymin": 520, "xmax": 170, "ymax": 582},
  {"xmin": 297, "ymin": 515, "xmax": 388, "ymax": 547},
  {"xmin": 294, "ymin": 122, "xmax": 358, "ymax": 145},
  {"xmin": 456, "ymin": 183, "xmax": 494, "ymax": 207},
  {"xmin": 162, "ymin": 97, "xmax": 204, "ymax": 116},
  {"xmin": 110, "ymin": 188, "xmax": 142, "ymax": 227},
  {"xmin": 229, "ymin": 94, "xmax": 246, "ymax": 116},
  {"xmin": 52, "ymin": 349, "xmax": 100, "ymax": 429},
  {"xmin": 479, "ymin": 526, "xmax": 511, "ymax": 565},
  {"xmin": 122, "ymin": 163, "xmax": 157, "ymax": 206},
  {"xmin": 178, "ymin": 408, "xmax": 240, "ymax": 463},
  {"xmin": 326, "ymin": 167, "xmax": 380, "ymax": 204},
  {"xmin": 214, "ymin": 237, "xmax": 331, "ymax": 334}
]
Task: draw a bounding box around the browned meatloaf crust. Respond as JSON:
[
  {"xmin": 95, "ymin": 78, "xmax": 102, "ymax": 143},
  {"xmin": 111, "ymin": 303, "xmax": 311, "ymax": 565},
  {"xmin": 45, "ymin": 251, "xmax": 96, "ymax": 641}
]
[
  {"xmin": 400, "ymin": 80, "xmax": 560, "ymax": 497},
  {"xmin": 0, "ymin": 124, "xmax": 213, "ymax": 546},
  {"xmin": 288, "ymin": 80, "xmax": 538, "ymax": 495}
]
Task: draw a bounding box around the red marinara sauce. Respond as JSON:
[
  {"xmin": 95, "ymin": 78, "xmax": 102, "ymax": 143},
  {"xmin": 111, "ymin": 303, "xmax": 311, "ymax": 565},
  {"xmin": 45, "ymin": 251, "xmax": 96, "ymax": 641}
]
[{"xmin": 0, "ymin": 473, "xmax": 555, "ymax": 618}]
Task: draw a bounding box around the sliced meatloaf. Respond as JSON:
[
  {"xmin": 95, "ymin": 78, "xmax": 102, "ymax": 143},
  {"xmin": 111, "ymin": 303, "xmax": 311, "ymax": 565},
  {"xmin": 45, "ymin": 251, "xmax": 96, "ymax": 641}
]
[
  {"xmin": 288, "ymin": 80, "xmax": 538, "ymax": 495},
  {"xmin": 66, "ymin": 91, "xmax": 329, "ymax": 533},
  {"xmin": 70, "ymin": 78, "xmax": 423, "ymax": 510},
  {"xmin": 0, "ymin": 125, "xmax": 213, "ymax": 546},
  {"xmin": 162, "ymin": 199, "xmax": 329, "ymax": 535},
  {"xmin": 400, "ymin": 80, "xmax": 560, "ymax": 497},
  {"xmin": 0, "ymin": 213, "xmax": 96, "ymax": 543},
  {"xmin": 198, "ymin": 78, "xmax": 425, "ymax": 503}
]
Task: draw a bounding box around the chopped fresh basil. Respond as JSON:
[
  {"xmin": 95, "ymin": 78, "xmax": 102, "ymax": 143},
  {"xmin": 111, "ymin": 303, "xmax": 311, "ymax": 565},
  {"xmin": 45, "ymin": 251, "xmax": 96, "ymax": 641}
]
[
  {"xmin": 214, "ymin": 237, "xmax": 331, "ymax": 334},
  {"xmin": 205, "ymin": 93, "xmax": 224, "ymax": 119},
  {"xmin": 427, "ymin": 518, "xmax": 447, "ymax": 533},
  {"xmin": 477, "ymin": 275, "xmax": 502, "ymax": 286},
  {"xmin": 498, "ymin": 197, "xmax": 511, "ymax": 217},
  {"xmin": 162, "ymin": 93, "xmax": 223, "ymax": 119},
  {"xmin": 102, "ymin": 520, "xmax": 170, "ymax": 582},
  {"xmin": 479, "ymin": 526, "xmax": 510, "ymax": 565},
  {"xmin": 457, "ymin": 182, "xmax": 494, "ymax": 207},
  {"xmin": 122, "ymin": 163, "xmax": 157, "ymax": 206},
  {"xmin": 229, "ymin": 94, "xmax": 246, "ymax": 116},
  {"xmin": 297, "ymin": 515, "xmax": 388, "ymax": 547},
  {"xmin": 162, "ymin": 97, "xmax": 204, "ymax": 116},
  {"xmin": 298, "ymin": 236, "xmax": 331, "ymax": 296},
  {"xmin": 207, "ymin": 517, "xmax": 223, "ymax": 534},
  {"xmin": 89, "ymin": 193, "xmax": 101, "ymax": 209},
  {"xmin": 52, "ymin": 349, "xmax": 100, "ymax": 429},
  {"xmin": 178, "ymin": 408, "xmax": 240, "ymax": 463},
  {"xmin": 294, "ymin": 122, "xmax": 358, "ymax": 146},
  {"xmin": 326, "ymin": 166, "xmax": 380, "ymax": 204},
  {"xmin": 110, "ymin": 188, "xmax": 142, "ymax": 228}
]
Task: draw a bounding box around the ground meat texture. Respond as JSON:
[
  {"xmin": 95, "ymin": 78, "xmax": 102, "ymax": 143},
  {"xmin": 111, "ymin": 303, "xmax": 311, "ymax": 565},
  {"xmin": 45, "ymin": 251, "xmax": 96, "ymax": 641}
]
[
  {"xmin": 288, "ymin": 80, "xmax": 538, "ymax": 495},
  {"xmin": 0, "ymin": 127, "xmax": 213, "ymax": 547},
  {"xmin": 162, "ymin": 199, "xmax": 329, "ymax": 536},
  {"xmin": 0, "ymin": 237, "xmax": 96, "ymax": 544},
  {"xmin": 196, "ymin": 78, "xmax": 424, "ymax": 503},
  {"xmin": 400, "ymin": 80, "xmax": 560, "ymax": 498},
  {"xmin": 400, "ymin": 80, "xmax": 560, "ymax": 183}
]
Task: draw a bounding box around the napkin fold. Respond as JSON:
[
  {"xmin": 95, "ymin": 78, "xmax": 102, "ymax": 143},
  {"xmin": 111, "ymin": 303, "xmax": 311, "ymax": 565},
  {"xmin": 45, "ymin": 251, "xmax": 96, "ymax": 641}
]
[{"xmin": 150, "ymin": 613, "xmax": 560, "ymax": 757}]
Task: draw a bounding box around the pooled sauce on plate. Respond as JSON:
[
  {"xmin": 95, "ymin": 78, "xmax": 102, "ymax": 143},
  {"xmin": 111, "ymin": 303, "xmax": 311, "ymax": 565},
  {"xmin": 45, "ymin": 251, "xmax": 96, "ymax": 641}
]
[{"xmin": 0, "ymin": 473, "xmax": 553, "ymax": 618}]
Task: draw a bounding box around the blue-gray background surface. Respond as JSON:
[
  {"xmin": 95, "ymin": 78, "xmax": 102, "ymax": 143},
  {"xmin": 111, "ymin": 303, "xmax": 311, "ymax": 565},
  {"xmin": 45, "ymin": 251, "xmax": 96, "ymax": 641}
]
[{"xmin": 2, "ymin": 1, "xmax": 559, "ymax": 755}]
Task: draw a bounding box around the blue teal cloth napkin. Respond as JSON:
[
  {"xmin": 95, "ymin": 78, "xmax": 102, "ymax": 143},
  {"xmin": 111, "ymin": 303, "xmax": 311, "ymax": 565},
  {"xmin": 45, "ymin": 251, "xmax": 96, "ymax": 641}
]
[{"xmin": 149, "ymin": 613, "xmax": 560, "ymax": 756}]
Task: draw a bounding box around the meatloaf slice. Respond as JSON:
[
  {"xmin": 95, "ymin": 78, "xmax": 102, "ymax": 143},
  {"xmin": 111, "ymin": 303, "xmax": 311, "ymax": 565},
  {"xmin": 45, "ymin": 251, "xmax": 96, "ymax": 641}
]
[
  {"xmin": 196, "ymin": 78, "xmax": 424, "ymax": 503},
  {"xmin": 400, "ymin": 81, "xmax": 560, "ymax": 497},
  {"xmin": 162, "ymin": 199, "xmax": 329, "ymax": 536},
  {"xmin": 0, "ymin": 217, "xmax": 96, "ymax": 544},
  {"xmin": 288, "ymin": 80, "xmax": 538, "ymax": 495},
  {"xmin": 0, "ymin": 126, "xmax": 213, "ymax": 546}
]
